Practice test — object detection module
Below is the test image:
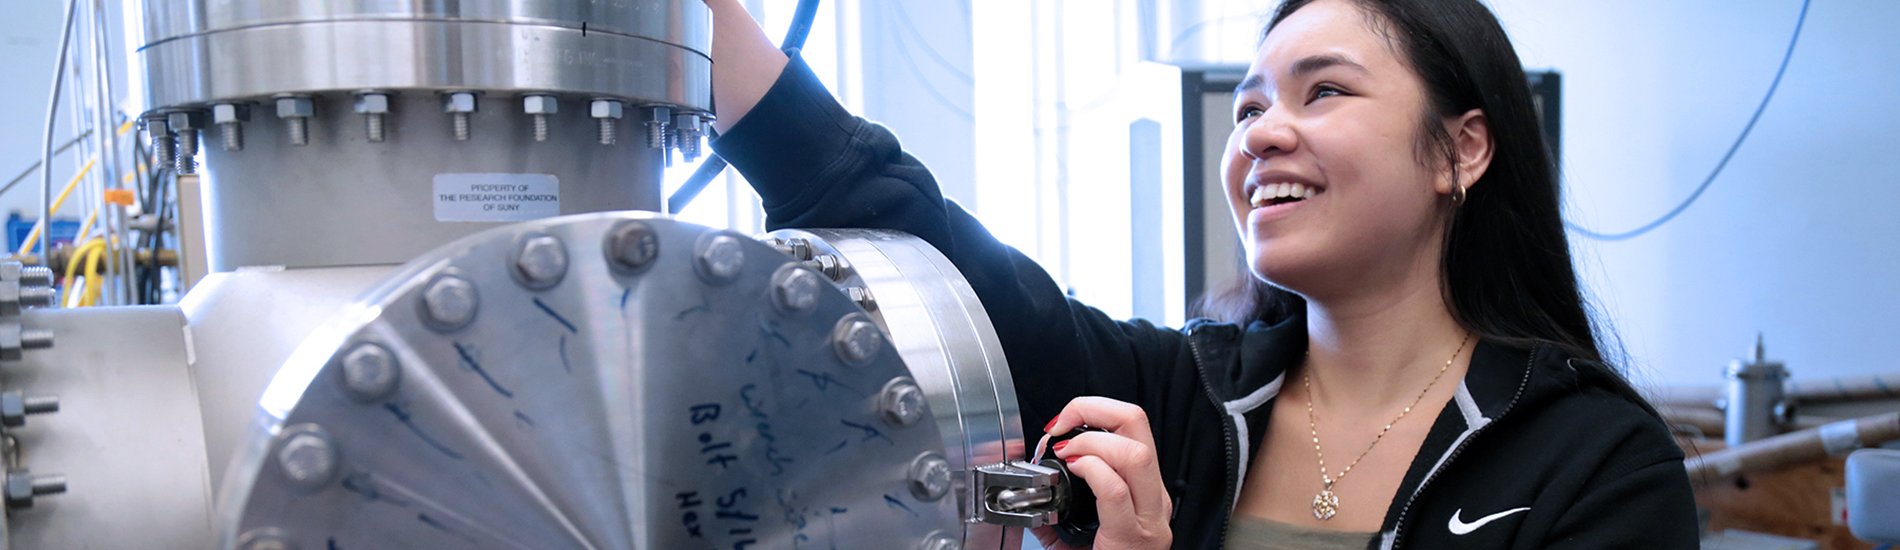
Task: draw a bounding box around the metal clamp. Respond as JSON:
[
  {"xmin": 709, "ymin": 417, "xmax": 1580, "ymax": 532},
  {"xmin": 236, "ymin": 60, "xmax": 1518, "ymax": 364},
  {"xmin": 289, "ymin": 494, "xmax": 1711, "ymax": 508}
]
[{"xmin": 973, "ymin": 459, "xmax": 1069, "ymax": 528}]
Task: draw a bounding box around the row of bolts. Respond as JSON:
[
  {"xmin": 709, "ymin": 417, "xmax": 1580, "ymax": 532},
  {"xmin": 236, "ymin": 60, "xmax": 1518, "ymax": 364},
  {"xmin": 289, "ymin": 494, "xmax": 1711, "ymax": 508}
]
[
  {"xmin": 254, "ymin": 226, "xmax": 955, "ymax": 549},
  {"xmin": 141, "ymin": 93, "xmax": 707, "ymax": 176},
  {"xmin": 0, "ymin": 264, "xmax": 69, "ymax": 511}
]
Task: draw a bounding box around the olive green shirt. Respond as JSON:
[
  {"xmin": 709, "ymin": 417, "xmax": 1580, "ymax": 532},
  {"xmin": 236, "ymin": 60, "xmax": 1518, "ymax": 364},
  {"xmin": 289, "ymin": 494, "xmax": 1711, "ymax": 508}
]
[{"xmin": 1223, "ymin": 515, "xmax": 1378, "ymax": 550}]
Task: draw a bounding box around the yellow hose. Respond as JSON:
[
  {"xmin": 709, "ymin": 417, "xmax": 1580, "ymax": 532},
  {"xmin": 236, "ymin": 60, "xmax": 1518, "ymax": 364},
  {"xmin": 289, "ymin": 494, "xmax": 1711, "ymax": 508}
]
[
  {"xmin": 17, "ymin": 120, "xmax": 138, "ymax": 260},
  {"xmin": 62, "ymin": 238, "xmax": 105, "ymax": 307},
  {"xmin": 17, "ymin": 156, "xmax": 99, "ymax": 257},
  {"xmin": 81, "ymin": 237, "xmax": 110, "ymax": 307}
]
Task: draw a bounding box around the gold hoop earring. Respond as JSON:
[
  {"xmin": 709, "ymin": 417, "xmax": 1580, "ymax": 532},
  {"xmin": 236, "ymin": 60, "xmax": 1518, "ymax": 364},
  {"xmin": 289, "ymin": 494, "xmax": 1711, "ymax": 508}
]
[{"xmin": 1451, "ymin": 184, "xmax": 1467, "ymax": 205}]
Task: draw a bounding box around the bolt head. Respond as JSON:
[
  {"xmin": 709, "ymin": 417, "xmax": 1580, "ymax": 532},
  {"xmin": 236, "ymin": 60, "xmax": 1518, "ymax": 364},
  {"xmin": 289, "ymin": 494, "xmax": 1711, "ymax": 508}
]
[
  {"xmin": 274, "ymin": 96, "xmax": 313, "ymax": 118},
  {"xmin": 908, "ymin": 453, "xmax": 953, "ymax": 502},
  {"xmin": 881, "ymin": 378, "xmax": 928, "ymax": 427},
  {"xmin": 236, "ymin": 529, "xmax": 294, "ymax": 550},
  {"xmin": 672, "ymin": 112, "xmax": 703, "ymax": 132},
  {"xmin": 915, "ymin": 534, "xmax": 961, "ymax": 550},
  {"xmin": 771, "ymin": 266, "xmax": 822, "ymax": 314},
  {"xmin": 522, "ymin": 95, "xmax": 560, "ymax": 114},
  {"xmin": 590, "ymin": 99, "xmax": 625, "ymax": 119},
  {"xmin": 645, "ymin": 105, "xmax": 674, "ymax": 123},
  {"xmin": 353, "ymin": 93, "xmax": 390, "ymax": 114},
  {"xmin": 4, "ymin": 472, "xmax": 33, "ymax": 505},
  {"xmin": 694, "ymin": 234, "xmax": 746, "ymax": 284},
  {"xmin": 274, "ymin": 426, "xmax": 339, "ymax": 491},
  {"xmin": 832, "ymin": 315, "xmax": 883, "ymax": 366},
  {"xmin": 604, "ymin": 221, "xmax": 660, "ymax": 272},
  {"xmin": 167, "ymin": 110, "xmax": 206, "ymax": 130},
  {"xmin": 338, "ymin": 343, "xmax": 400, "ymax": 402},
  {"xmin": 212, "ymin": 103, "xmax": 250, "ymax": 123},
  {"xmin": 514, "ymin": 234, "xmax": 569, "ymax": 287},
  {"xmin": 0, "ymin": 392, "xmax": 24, "ymax": 427},
  {"xmin": 420, "ymin": 275, "xmax": 479, "ymax": 330},
  {"xmin": 443, "ymin": 92, "xmax": 478, "ymax": 113}
]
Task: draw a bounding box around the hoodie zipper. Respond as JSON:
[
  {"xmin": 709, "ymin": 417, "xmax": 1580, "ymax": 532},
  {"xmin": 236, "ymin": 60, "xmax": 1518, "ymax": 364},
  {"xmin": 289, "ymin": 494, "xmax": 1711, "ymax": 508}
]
[
  {"xmin": 1185, "ymin": 333, "xmax": 1239, "ymax": 548},
  {"xmin": 1387, "ymin": 344, "xmax": 1538, "ymax": 549}
]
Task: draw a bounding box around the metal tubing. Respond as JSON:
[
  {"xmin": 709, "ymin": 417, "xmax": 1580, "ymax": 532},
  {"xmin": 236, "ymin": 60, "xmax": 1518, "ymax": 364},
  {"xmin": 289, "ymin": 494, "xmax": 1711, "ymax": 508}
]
[
  {"xmin": 1686, "ymin": 412, "xmax": 1900, "ymax": 487},
  {"xmin": 42, "ymin": 0, "xmax": 81, "ymax": 263}
]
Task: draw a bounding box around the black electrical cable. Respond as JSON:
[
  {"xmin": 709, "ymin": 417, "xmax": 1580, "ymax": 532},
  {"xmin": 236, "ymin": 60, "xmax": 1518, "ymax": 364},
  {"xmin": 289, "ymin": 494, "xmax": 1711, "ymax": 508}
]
[
  {"xmin": 667, "ymin": 0, "xmax": 822, "ymax": 214},
  {"xmin": 1566, "ymin": 0, "xmax": 1809, "ymax": 242},
  {"xmin": 0, "ymin": 130, "xmax": 97, "ymax": 200}
]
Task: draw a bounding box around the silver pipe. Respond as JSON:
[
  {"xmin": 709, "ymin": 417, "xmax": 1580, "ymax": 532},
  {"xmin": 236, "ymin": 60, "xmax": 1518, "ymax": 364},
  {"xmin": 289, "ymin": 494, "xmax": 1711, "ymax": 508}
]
[
  {"xmin": 84, "ymin": 0, "xmax": 112, "ymax": 302},
  {"xmin": 94, "ymin": 0, "xmax": 130, "ymax": 305},
  {"xmin": 40, "ymin": 0, "xmax": 82, "ymax": 265}
]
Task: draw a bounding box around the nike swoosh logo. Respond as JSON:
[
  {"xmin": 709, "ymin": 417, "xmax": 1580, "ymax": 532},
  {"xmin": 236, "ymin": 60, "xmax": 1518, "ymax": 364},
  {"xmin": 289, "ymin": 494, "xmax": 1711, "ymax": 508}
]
[{"xmin": 1448, "ymin": 507, "xmax": 1531, "ymax": 535}]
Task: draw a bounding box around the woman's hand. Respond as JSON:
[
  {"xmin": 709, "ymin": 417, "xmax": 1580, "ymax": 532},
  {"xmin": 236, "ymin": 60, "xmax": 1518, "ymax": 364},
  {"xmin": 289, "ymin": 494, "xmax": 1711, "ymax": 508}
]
[
  {"xmin": 702, "ymin": 0, "xmax": 790, "ymax": 133},
  {"xmin": 1034, "ymin": 397, "xmax": 1173, "ymax": 549}
]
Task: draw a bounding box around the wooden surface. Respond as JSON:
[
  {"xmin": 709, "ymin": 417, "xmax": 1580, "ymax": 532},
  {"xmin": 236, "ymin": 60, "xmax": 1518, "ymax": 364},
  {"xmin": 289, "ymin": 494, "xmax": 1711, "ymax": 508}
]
[{"xmin": 1681, "ymin": 437, "xmax": 1874, "ymax": 550}]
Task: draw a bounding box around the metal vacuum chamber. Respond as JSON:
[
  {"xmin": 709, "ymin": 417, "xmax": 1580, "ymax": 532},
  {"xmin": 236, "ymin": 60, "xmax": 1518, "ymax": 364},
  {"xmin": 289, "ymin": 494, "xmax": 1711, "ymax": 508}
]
[{"xmin": 0, "ymin": 1, "xmax": 1043, "ymax": 548}]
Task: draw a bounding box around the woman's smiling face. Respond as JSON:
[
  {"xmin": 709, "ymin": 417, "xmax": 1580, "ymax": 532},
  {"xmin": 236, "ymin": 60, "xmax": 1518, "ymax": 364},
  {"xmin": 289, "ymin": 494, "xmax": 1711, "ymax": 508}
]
[{"xmin": 1222, "ymin": 0, "xmax": 1460, "ymax": 300}]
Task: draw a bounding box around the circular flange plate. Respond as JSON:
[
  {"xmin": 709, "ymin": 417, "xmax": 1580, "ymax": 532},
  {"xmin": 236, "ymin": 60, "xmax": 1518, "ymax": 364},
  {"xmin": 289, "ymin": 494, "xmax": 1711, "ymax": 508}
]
[{"xmin": 220, "ymin": 213, "xmax": 958, "ymax": 549}]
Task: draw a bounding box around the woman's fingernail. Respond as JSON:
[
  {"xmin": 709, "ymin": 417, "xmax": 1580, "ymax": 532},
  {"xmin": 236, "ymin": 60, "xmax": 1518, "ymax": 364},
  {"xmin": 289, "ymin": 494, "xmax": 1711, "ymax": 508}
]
[
  {"xmin": 1052, "ymin": 441, "xmax": 1069, "ymax": 454},
  {"xmin": 1044, "ymin": 417, "xmax": 1059, "ymax": 433},
  {"xmin": 1064, "ymin": 456, "xmax": 1080, "ymax": 464}
]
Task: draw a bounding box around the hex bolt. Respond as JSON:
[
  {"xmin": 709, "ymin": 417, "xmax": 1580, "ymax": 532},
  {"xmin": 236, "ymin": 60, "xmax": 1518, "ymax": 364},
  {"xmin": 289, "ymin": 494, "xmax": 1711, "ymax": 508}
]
[
  {"xmin": 0, "ymin": 391, "xmax": 58, "ymax": 428},
  {"xmin": 513, "ymin": 233, "xmax": 569, "ymax": 288},
  {"xmin": 846, "ymin": 286, "xmax": 878, "ymax": 312},
  {"xmin": 644, "ymin": 105, "xmax": 673, "ymax": 149},
  {"xmin": 212, "ymin": 103, "xmax": 249, "ymax": 152},
  {"xmin": 18, "ymin": 266, "xmax": 54, "ymax": 288},
  {"xmin": 523, "ymin": 95, "xmax": 559, "ymax": 142},
  {"xmin": 4, "ymin": 470, "xmax": 67, "ymax": 510},
  {"xmin": 694, "ymin": 234, "xmax": 745, "ymax": 284},
  {"xmin": 831, "ymin": 314, "xmax": 883, "ymax": 366},
  {"xmin": 274, "ymin": 95, "xmax": 314, "ymax": 146},
  {"xmin": 354, "ymin": 92, "xmax": 391, "ymax": 143},
  {"xmin": 771, "ymin": 265, "xmax": 822, "ymax": 314},
  {"xmin": 604, "ymin": 221, "xmax": 660, "ymax": 273},
  {"xmin": 916, "ymin": 534, "xmax": 961, "ymax": 550},
  {"xmin": 880, "ymin": 377, "xmax": 928, "ymax": 427},
  {"xmin": 590, "ymin": 99, "xmax": 624, "ymax": 145},
  {"xmin": 274, "ymin": 425, "xmax": 340, "ymax": 491},
  {"xmin": 420, "ymin": 274, "xmax": 479, "ymax": 331},
  {"xmin": 443, "ymin": 92, "xmax": 478, "ymax": 141},
  {"xmin": 144, "ymin": 115, "xmax": 175, "ymax": 168},
  {"xmin": 673, "ymin": 112, "xmax": 703, "ymax": 162},
  {"xmin": 805, "ymin": 254, "xmax": 850, "ymax": 281},
  {"xmin": 168, "ymin": 110, "xmax": 206, "ymax": 175},
  {"xmin": 338, "ymin": 342, "xmax": 401, "ymax": 402},
  {"xmin": 236, "ymin": 530, "xmax": 293, "ymax": 550},
  {"xmin": 908, "ymin": 452, "xmax": 953, "ymax": 501}
]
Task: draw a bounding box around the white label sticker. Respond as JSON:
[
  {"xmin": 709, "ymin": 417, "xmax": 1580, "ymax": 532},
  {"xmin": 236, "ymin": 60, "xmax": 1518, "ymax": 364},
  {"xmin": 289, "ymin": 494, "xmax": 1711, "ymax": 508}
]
[{"xmin": 433, "ymin": 173, "xmax": 560, "ymax": 222}]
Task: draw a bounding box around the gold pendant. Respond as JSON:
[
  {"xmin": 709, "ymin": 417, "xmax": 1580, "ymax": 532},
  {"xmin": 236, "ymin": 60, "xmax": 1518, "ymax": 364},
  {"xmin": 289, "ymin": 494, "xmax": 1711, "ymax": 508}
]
[{"xmin": 1312, "ymin": 488, "xmax": 1340, "ymax": 520}]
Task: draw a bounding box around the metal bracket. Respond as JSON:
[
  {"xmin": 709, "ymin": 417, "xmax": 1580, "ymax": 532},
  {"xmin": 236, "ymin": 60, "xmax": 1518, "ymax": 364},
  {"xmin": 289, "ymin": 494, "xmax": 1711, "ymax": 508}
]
[{"xmin": 973, "ymin": 459, "xmax": 1069, "ymax": 528}]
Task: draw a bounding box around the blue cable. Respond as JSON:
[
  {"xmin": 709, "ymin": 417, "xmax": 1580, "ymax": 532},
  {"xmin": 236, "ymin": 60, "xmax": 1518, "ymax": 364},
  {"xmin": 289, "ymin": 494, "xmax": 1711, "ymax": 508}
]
[
  {"xmin": 668, "ymin": 0, "xmax": 823, "ymax": 214},
  {"xmin": 1566, "ymin": 0, "xmax": 1810, "ymax": 242}
]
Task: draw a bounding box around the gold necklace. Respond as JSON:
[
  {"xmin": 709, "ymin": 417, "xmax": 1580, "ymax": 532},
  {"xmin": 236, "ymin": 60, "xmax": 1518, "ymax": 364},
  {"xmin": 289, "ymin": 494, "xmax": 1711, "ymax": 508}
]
[{"xmin": 1303, "ymin": 333, "xmax": 1472, "ymax": 520}]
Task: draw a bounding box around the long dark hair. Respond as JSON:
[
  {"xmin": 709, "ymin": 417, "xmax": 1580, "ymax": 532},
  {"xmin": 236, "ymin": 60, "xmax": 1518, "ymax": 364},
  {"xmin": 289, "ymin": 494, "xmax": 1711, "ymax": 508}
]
[{"xmin": 1192, "ymin": 0, "xmax": 1650, "ymax": 409}]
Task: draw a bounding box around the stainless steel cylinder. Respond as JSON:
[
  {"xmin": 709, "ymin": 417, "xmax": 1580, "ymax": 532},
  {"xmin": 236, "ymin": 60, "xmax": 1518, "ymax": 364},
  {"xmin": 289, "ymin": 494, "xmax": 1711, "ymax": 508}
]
[
  {"xmin": 139, "ymin": 2, "xmax": 709, "ymax": 112},
  {"xmin": 771, "ymin": 229, "xmax": 1027, "ymax": 548},
  {"xmin": 1724, "ymin": 340, "xmax": 1790, "ymax": 448},
  {"xmin": 136, "ymin": 1, "xmax": 711, "ymax": 271}
]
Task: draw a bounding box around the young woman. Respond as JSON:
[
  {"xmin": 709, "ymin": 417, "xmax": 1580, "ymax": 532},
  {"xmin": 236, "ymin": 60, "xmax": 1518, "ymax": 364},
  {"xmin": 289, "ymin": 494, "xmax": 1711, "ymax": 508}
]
[{"xmin": 703, "ymin": 0, "xmax": 1697, "ymax": 547}]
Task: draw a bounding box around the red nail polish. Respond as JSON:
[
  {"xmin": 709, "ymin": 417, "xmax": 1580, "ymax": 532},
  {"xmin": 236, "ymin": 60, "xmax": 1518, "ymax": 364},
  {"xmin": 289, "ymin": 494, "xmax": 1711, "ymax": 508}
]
[
  {"xmin": 1052, "ymin": 440, "xmax": 1069, "ymax": 453},
  {"xmin": 1064, "ymin": 456, "xmax": 1080, "ymax": 464},
  {"xmin": 1044, "ymin": 417, "xmax": 1059, "ymax": 433}
]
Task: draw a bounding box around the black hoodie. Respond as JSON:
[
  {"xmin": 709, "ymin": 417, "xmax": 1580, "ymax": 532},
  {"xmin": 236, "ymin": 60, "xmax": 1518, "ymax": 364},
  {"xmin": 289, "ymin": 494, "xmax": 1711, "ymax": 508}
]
[{"xmin": 713, "ymin": 54, "xmax": 1698, "ymax": 549}]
